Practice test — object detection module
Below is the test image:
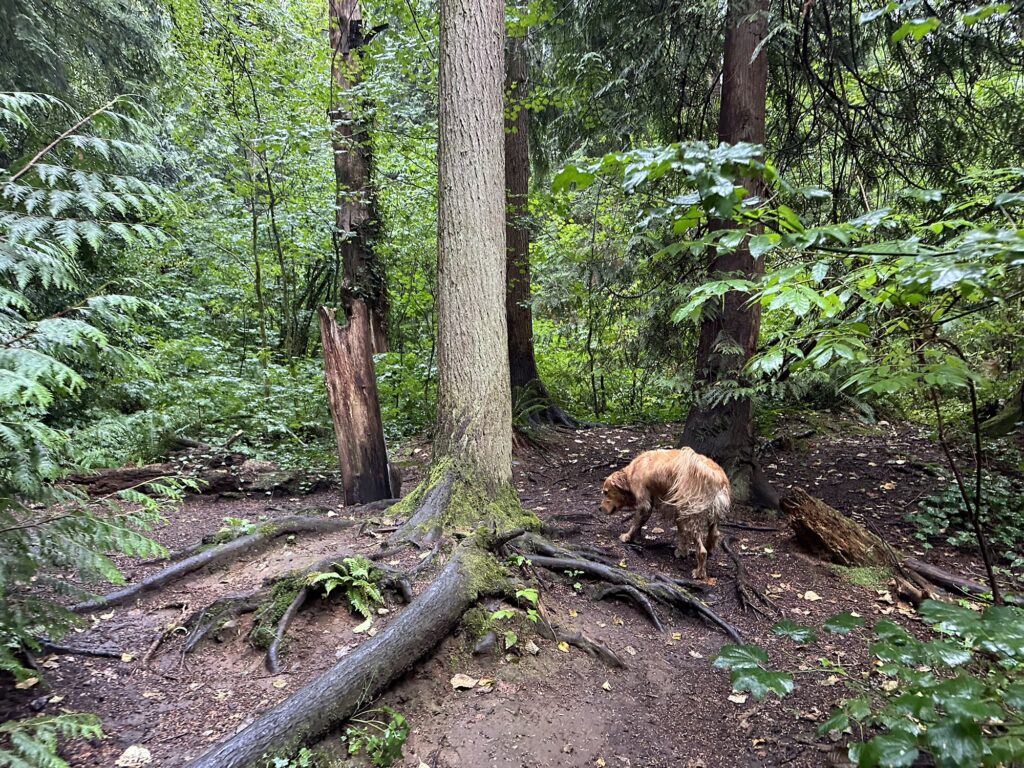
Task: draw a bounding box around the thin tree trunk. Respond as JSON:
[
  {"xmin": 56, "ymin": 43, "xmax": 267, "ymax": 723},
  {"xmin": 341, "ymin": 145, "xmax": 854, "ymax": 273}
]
[
  {"xmin": 330, "ymin": 0, "xmax": 389, "ymax": 353},
  {"xmin": 435, "ymin": 0, "xmax": 512, "ymax": 485},
  {"xmin": 681, "ymin": 0, "xmax": 777, "ymax": 509},
  {"xmin": 320, "ymin": 302, "xmax": 392, "ymax": 504},
  {"xmin": 503, "ymin": 25, "xmax": 570, "ymax": 427}
]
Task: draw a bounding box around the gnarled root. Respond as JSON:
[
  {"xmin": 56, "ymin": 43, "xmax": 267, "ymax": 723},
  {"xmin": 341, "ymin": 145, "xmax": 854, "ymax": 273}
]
[
  {"xmin": 721, "ymin": 537, "xmax": 780, "ymax": 618},
  {"xmin": 513, "ymin": 534, "xmax": 741, "ymax": 642}
]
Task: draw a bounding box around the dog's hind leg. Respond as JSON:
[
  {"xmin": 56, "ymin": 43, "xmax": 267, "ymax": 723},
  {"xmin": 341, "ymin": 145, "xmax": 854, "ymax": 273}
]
[
  {"xmin": 692, "ymin": 536, "xmax": 709, "ymax": 581},
  {"xmin": 620, "ymin": 501, "xmax": 654, "ymax": 543}
]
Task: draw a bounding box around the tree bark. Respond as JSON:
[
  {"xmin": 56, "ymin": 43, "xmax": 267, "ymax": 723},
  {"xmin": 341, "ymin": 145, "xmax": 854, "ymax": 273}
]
[
  {"xmin": 435, "ymin": 0, "xmax": 512, "ymax": 485},
  {"xmin": 981, "ymin": 380, "xmax": 1023, "ymax": 436},
  {"xmin": 319, "ymin": 302, "xmax": 392, "ymax": 504},
  {"xmin": 330, "ymin": 0, "xmax": 389, "ymax": 352},
  {"xmin": 681, "ymin": 0, "xmax": 777, "ymax": 509}
]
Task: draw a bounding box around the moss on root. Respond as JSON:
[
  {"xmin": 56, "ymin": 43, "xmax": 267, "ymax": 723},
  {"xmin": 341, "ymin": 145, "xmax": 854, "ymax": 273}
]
[
  {"xmin": 392, "ymin": 458, "xmax": 540, "ymax": 540},
  {"xmin": 250, "ymin": 575, "xmax": 307, "ymax": 650}
]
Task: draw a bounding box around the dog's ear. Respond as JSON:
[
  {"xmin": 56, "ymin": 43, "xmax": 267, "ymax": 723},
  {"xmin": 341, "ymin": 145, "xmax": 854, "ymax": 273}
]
[{"xmin": 607, "ymin": 470, "xmax": 630, "ymax": 495}]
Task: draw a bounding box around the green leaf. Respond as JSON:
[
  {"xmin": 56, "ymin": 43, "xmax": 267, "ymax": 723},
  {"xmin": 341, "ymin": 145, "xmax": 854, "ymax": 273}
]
[
  {"xmin": 816, "ymin": 710, "xmax": 850, "ymax": 736},
  {"xmin": 748, "ymin": 233, "xmax": 779, "ymax": 260},
  {"xmin": 823, "ymin": 612, "xmax": 866, "ymax": 634},
  {"xmin": 730, "ymin": 667, "xmax": 795, "ymax": 700},
  {"xmin": 772, "ymin": 619, "xmax": 817, "ymax": 644},
  {"xmin": 552, "ymin": 165, "xmax": 595, "ymax": 193},
  {"xmin": 504, "ymin": 631, "xmax": 518, "ymax": 650},
  {"xmin": 850, "ymin": 732, "xmax": 919, "ymax": 768},
  {"xmin": 713, "ymin": 644, "xmax": 769, "ymax": 670},
  {"xmin": 924, "ymin": 720, "xmax": 984, "ymax": 768},
  {"xmin": 892, "ymin": 17, "xmax": 940, "ymax": 42}
]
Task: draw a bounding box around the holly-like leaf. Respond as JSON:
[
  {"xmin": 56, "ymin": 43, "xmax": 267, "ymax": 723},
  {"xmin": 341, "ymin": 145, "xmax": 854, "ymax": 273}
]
[
  {"xmin": 713, "ymin": 644, "xmax": 769, "ymax": 670},
  {"xmin": 849, "ymin": 732, "xmax": 919, "ymax": 768},
  {"xmin": 772, "ymin": 619, "xmax": 817, "ymax": 645},
  {"xmin": 924, "ymin": 720, "xmax": 984, "ymax": 768},
  {"xmin": 823, "ymin": 612, "xmax": 865, "ymax": 634},
  {"xmin": 729, "ymin": 667, "xmax": 795, "ymax": 701}
]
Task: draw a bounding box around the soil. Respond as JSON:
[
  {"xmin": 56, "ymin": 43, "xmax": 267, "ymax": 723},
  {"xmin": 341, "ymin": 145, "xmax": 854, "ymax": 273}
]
[{"xmin": 2, "ymin": 417, "xmax": 1018, "ymax": 768}]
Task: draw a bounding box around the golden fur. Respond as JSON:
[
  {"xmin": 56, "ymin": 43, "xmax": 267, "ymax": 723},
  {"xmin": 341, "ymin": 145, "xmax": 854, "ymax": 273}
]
[{"xmin": 600, "ymin": 448, "xmax": 730, "ymax": 580}]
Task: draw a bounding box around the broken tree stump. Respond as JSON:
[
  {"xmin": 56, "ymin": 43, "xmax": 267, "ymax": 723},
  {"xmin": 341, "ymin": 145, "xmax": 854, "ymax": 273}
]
[
  {"xmin": 320, "ymin": 302, "xmax": 393, "ymax": 505},
  {"xmin": 781, "ymin": 487, "xmax": 889, "ymax": 567}
]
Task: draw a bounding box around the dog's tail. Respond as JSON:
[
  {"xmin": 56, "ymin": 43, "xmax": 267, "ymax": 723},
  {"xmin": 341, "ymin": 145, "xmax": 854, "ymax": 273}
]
[{"xmin": 666, "ymin": 448, "xmax": 731, "ymax": 521}]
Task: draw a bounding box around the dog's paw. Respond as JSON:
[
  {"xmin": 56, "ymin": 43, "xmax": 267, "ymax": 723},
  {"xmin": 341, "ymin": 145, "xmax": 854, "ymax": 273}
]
[
  {"xmin": 691, "ymin": 568, "xmax": 708, "ymax": 581},
  {"xmin": 619, "ymin": 532, "xmax": 633, "ymax": 543}
]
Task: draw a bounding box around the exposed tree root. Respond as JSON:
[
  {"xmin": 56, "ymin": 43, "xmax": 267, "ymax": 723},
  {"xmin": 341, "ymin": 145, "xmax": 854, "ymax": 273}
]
[
  {"xmin": 184, "ymin": 544, "xmax": 490, "ymax": 768},
  {"xmin": 36, "ymin": 639, "xmax": 125, "ymax": 659},
  {"xmin": 266, "ymin": 587, "xmax": 310, "ymax": 674},
  {"xmin": 388, "ymin": 472, "xmax": 455, "ymax": 548},
  {"xmin": 721, "ymin": 537, "xmax": 780, "ymax": 617},
  {"xmin": 512, "ymin": 534, "xmax": 742, "ymax": 643},
  {"xmin": 593, "ymin": 584, "xmax": 664, "ymax": 631},
  {"xmin": 72, "ymin": 504, "xmax": 397, "ymax": 614}
]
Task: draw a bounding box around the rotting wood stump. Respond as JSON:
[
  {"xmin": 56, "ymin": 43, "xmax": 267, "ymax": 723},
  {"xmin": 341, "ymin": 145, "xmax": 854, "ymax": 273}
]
[{"xmin": 781, "ymin": 487, "xmax": 888, "ymax": 567}]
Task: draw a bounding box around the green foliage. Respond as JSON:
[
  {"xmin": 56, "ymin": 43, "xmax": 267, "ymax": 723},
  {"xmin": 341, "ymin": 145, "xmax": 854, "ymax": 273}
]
[
  {"xmin": 915, "ymin": 472, "xmax": 1024, "ymax": 575},
  {"xmin": 306, "ymin": 556, "xmax": 384, "ymax": 620},
  {"xmin": 819, "ymin": 601, "xmax": 1024, "ymax": 768},
  {"xmin": 343, "ymin": 707, "xmax": 409, "ymax": 768},
  {"xmin": 713, "ymin": 644, "xmax": 795, "ymax": 700},
  {"xmin": 0, "ymin": 91, "xmax": 178, "ymax": 682},
  {"xmin": 0, "ymin": 713, "xmax": 103, "ymax": 768}
]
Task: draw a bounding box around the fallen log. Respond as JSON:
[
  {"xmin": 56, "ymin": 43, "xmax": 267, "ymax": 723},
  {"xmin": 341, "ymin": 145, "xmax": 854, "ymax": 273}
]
[{"xmin": 781, "ymin": 487, "xmax": 889, "ymax": 567}]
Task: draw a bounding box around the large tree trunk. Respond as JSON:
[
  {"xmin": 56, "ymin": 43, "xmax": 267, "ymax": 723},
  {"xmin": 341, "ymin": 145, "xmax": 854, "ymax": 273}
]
[
  {"xmin": 186, "ymin": 3, "xmax": 518, "ymax": 764},
  {"xmin": 435, "ymin": 0, "xmax": 512, "ymax": 485},
  {"xmin": 982, "ymin": 380, "xmax": 1023, "ymax": 436},
  {"xmin": 320, "ymin": 302, "xmax": 392, "ymax": 504},
  {"xmin": 503, "ymin": 27, "xmax": 573, "ymax": 427},
  {"xmin": 330, "ymin": 0, "xmax": 389, "ymax": 352},
  {"xmin": 681, "ymin": 0, "xmax": 777, "ymax": 509}
]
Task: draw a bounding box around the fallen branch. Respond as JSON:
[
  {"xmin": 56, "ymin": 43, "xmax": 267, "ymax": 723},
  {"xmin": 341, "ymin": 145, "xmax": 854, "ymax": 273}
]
[{"xmin": 904, "ymin": 558, "xmax": 1024, "ymax": 606}]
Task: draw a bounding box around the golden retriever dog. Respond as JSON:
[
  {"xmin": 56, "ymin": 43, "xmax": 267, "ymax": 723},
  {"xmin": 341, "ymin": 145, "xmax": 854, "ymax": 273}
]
[{"xmin": 600, "ymin": 448, "xmax": 730, "ymax": 580}]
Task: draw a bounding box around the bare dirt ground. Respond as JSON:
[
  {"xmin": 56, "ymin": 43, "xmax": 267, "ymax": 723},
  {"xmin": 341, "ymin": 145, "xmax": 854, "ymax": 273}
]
[{"xmin": 1, "ymin": 418, "xmax": 1016, "ymax": 767}]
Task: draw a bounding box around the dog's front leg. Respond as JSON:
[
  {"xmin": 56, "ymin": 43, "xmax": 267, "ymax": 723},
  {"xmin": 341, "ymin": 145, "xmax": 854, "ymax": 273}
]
[{"xmin": 619, "ymin": 501, "xmax": 653, "ymax": 543}]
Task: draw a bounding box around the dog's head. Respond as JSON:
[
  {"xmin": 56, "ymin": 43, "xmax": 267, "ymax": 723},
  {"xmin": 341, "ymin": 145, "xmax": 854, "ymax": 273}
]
[{"xmin": 600, "ymin": 470, "xmax": 634, "ymax": 514}]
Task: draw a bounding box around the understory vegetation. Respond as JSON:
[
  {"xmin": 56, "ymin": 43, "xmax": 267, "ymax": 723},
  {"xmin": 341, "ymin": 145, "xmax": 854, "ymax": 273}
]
[{"xmin": 1, "ymin": 0, "xmax": 1023, "ymax": 765}]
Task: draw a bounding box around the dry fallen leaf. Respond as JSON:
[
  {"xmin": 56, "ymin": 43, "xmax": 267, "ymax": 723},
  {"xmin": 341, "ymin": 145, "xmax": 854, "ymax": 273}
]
[
  {"xmin": 352, "ymin": 617, "xmax": 373, "ymax": 634},
  {"xmin": 671, "ymin": 632, "xmax": 682, "ymax": 641},
  {"xmin": 688, "ymin": 650, "xmax": 703, "ymax": 659},
  {"xmin": 569, "ymin": 609, "xmax": 578, "ymax": 618},
  {"xmin": 625, "ymin": 646, "xmax": 637, "ymax": 656},
  {"xmin": 557, "ymin": 641, "xmax": 570, "ymax": 653},
  {"xmin": 121, "ymin": 652, "xmax": 135, "ymax": 663},
  {"xmin": 450, "ymin": 674, "xmax": 478, "ymax": 690},
  {"xmin": 15, "ymin": 677, "xmax": 38, "ymax": 690},
  {"xmin": 100, "ymin": 611, "xmax": 115, "ymax": 620},
  {"xmin": 596, "ymin": 759, "xmax": 606, "ymax": 768},
  {"xmin": 618, "ymin": 559, "xmax": 627, "ymax": 568},
  {"xmin": 728, "ymin": 693, "xmax": 748, "ymax": 704},
  {"xmin": 612, "ymin": 616, "xmax": 624, "ymax": 626},
  {"xmin": 272, "ymin": 679, "xmax": 287, "ymax": 689},
  {"xmin": 601, "ymin": 680, "xmax": 612, "ymax": 691},
  {"xmin": 802, "ymin": 591, "xmax": 822, "ymax": 602}
]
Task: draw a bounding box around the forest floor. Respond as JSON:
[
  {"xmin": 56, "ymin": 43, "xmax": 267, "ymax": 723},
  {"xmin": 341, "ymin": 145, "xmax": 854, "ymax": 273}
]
[{"xmin": 2, "ymin": 416, "xmax": 1014, "ymax": 768}]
